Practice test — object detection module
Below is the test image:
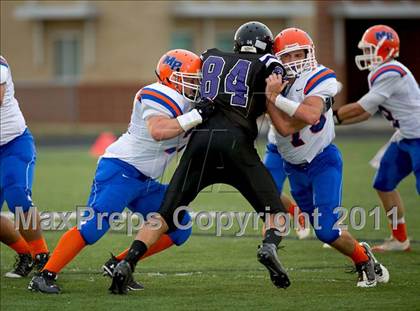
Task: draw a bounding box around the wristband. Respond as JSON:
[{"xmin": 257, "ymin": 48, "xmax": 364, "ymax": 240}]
[
  {"xmin": 176, "ymin": 109, "xmax": 202, "ymax": 132},
  {"xmin": 274, "ymin": 94, "xmax": 300, "ymax": 117},
  {"xmin": 333, "ymin": 110, "xmax": 342, "ymax": 125}
]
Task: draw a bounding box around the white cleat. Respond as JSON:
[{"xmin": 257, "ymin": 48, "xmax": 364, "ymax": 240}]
[
  {"xmin": 372, "ymin": 236, "xmax": 411, "ymax": 252},
  {"xmin": 360, "ymin": 242, "xmax": 390, "ymax": 284},
  {"xmin": 5, "ymin": 271, "xmax": 24, "ymax": 278},
  {"xmin": 295, "ymin": 227, "xmax": 311, "ymax": 240}
]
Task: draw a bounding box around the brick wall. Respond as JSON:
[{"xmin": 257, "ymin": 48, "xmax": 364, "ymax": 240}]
[{"xmin": 16, "ymin": 83, "xmax": 147, "ymax": 124}]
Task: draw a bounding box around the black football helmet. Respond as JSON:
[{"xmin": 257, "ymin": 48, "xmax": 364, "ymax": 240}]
[{"xmin": 233, "ymin": 21, "xmax": 274, "ymax": 54}]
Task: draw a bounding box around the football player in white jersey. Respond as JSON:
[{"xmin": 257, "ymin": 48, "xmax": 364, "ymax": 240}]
[
  {"xmin": 334, "ymin": 25, "xmax": 420, "ymax": 252},
  {"xmin": 265, "ymin": 28, "xmax": 389, "ymax": 287},
  {"xmin": 29, "ymin": 49, "xmax": 213, "ymax": 294},
  {"xmin": 1, "ymin": 55, "xmax": 50, "ymax": 277}
]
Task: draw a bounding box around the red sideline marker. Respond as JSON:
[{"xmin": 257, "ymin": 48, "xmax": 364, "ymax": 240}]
[{"xmin": 90, "ymin": 132, "xmax": 116, "ymax": 157}]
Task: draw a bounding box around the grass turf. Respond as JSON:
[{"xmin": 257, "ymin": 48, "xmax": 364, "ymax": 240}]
[{"xmin": 1, "ymin": 137, "xmax": 419, "ymax": 310}]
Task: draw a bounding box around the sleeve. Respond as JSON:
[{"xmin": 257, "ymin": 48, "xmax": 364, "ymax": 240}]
[
  {"xmin": 0, "ymin": 65, "xmax": 9, "ymax": 84},
  {"xmin": 304, "ymin": 68, "xmax": 338, "ymax": 101},
  {"xmin": 369, "ymin": 73, "xmax": 402, "ymax": 99},
  {"xmin": 259, "ymin": 54, "xmax": 286, "ymax": 78},
  {"xmin": 138, "ymin": 88, "xmax": 183, "ymax": 120},
  {"xmin": 358, "ymin": 91, "xmax": 387, "ymax": 115},
  {"xmin": 305, "ymin": 77, "xmax": 338, "ymax": 100}
]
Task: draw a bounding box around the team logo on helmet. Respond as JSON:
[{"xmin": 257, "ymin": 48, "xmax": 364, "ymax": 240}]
[{"xmin": 163, "ymin": 55, "xmax": 183, "ymax": 71}]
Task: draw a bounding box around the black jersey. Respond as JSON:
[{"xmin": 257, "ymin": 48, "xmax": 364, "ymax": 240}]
[{"xmin": 200, "ymin": 48, "xmax": 285, "ymax": 139}]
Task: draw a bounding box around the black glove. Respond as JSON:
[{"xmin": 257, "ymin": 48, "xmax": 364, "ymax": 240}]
[
  {"xmin": 195, "ymin": 97, "xmax": 216, "ymax": 122},
  {"xmin": 324, "ymin": 96, "xmax": 335, "ymax": 112}
]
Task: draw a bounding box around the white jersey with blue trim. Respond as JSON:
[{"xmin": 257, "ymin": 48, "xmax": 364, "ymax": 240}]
[
  {"xmin": 103, "ymin": 83, "xmax": 192, "ymax": 179},
  {"xmin": 274, "ymin": 65, "xmax": 339, "ymax": 164},
  {"xmin": 360, "ymin": 60, "xmax": 420, "ymax": 139},
  {"xmin": 0, "ymin": 56, "xmax": 26, "ymax": 146}
]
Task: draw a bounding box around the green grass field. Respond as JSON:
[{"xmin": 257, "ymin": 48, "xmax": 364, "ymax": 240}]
[{"xmin": 1, "ymin": 137, "xmax": 419, "ymax": 311}]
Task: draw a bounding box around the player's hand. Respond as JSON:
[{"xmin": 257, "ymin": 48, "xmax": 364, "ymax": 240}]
[
  {"xmin": 265, "ymin": 74, "xmax": 289, "ymax": 104},
  {"xmin": 195, "ymin": 97, "xmax": 215, "ymax": 122}
]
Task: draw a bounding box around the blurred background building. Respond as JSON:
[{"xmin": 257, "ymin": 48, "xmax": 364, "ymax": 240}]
[{"xmin": 1, "ymin": 0, "xmax": 419, "ymax": 127}]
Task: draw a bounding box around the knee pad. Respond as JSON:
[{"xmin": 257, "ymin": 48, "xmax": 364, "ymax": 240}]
[
  {"xmin": 167, "ymin": 212, "xmax": 192, "ymax": 246},
  {"xmin": 79, "ymin": 211, "xmax": 110, "ymax": 245},
  {"xmin": 4, "ymin": 186, "xmax": 33, "ymax": 213}
]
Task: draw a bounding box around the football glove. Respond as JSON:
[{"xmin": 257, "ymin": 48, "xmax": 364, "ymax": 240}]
[{"xmin": 195, "ymin": 97, "xmax": 216, "ymax": 122}]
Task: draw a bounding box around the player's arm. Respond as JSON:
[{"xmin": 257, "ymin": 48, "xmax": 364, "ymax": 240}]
[
  {"xmin": 333, "ymin": 102, "xmax": 371, "ymax": 125},
  {"xmin": 266, "ymin": 100, "xmax": 307, "ymax": 136},
  {"xmin": 146, "ymin": 97, "xmax": 215, "ymax": 141},
  {"xmin": 335, "ymin": 73, "xmax": 400, "ymax": 125},
  {"xmin": 265, "ymin": 74, "xmax": 329, "ymax": 125},
  {"xmin": 146, "ymin": 115, "xmax": 185, "ymax": 141},
  {"xmin": 334, "ymin": 91, "xmax": 386, "ymax": 125}
]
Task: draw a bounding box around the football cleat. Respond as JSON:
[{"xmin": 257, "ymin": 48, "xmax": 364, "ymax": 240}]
[
  {"xmin": 257, "ymin": 243, "xmax": 290, "ymax": 289},
  {"xmin": 360, "ymin": 242, "xmax": 389, "ymax": 284},
  {"xmin": 355, "ymin": 242, "xmax": 382, "ymax": 288},
  {"xmin": 109, "ymin": 260, "xmax": 133, "ymax": 294},
  {"xmin": 372, "ymin": 236, "xmax": 411, "ymax": 252},
  {"xmin": 28, "ymin": 270, "xmax": 60, "ymax": 294},
  {"xmin": 5, "ymin": 253, "xmax": 34, "ymax": 278},
  {"xmin": 103, "ymin": 254, "xmax": 144, "ymax": 291},
  {"xmin": 102, "ymin": 253, "xmax": 119, "ymax": 277},
  {"xmin": 34, "ymin": 253, "xmax": 50, "ymax": 272}
]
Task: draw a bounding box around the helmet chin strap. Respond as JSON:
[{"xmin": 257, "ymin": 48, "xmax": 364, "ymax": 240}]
[{"xmin": 155, "ymin": 70, "xmax": 165, "ymax": 83}]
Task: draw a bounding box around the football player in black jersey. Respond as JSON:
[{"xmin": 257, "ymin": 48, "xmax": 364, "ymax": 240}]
[{"xmin": 110, "ymin": 21, "xmax": 291, "ymax": 294}]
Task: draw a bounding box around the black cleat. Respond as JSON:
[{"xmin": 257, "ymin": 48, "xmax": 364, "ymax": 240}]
[
  {"xmin": 103, "ymin": 254, "xmax": 144, "ymax": 291},
  {"xmin": 109, "ymin": 260, "xmax": 132, "ymax": 294},
  {"xmin": 257, "ymin": 243, "xmax": 290, "ymax": 289},
  {"xmin": 28, "ymin": 270, "xmax": 60, "ymax": 294},
  {"xmin": 34, "ymin": 253, "xmax": 50, "ymax": 272},
  {"xmin": 102, "ymin": 253, "xmax": 119, "ymax": 277},
  {"xmin": 5, "ymin": 253, "xmax": 34, "ymax": 278}
]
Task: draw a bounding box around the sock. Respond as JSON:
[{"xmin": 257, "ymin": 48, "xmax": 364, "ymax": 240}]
[
  {"xmin": 28, "ymin": 237, "xmax": 49, "ymax": 256},
  {"xmin": 42, "ymin": 227, "xmax": 86, "ymax": 274},
  {"xmin": 263, "ymin": 228, "xmax": 282, "ymax": 247},
  {"xmin": 288, "ymin": 204, "xmax": 298, "ymax": 217},
  {"xmin": 350, "ymin": 241, "xmax": 369, "ymax": 264},
  {"xmin": 391, "ymin": 218, "xmax": 408, "ymax": 242},
  {"xmin": 125, "ymin": 240, "xmax": 148, "ymax": 270},
  {"xmin": 115, "ymin": 248, "xmax": 129, "ymax": 261},
  {"xmin": 116, "ymin": 234, "xmax": 174, "ymax": 262},
  {"xmin": 7, "ymin": 236, "xmax": 32, "ymax": 255}
]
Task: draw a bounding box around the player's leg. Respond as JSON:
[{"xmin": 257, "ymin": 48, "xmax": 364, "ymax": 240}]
[
  {"xmin": 29, "ymin": 158, "xmax": 142, "ymax": 294},
  {"xmin": 104, "ymin": 182, "xmax": 192, "ymax": 282},
  {"xmin": 310, "ymin": 145, "xmax": 388, "ymax": 287},
  {"xmin": 0, "ymin": 215, "xmax": 34, "ymax": 278},
  {"xmin": 227, "ymin": 149, "xmax": 290, "ymax": 288},
  {"xmin": 111, "ymin": 131, "xmax": 214, "ymax": 294},
  {"xmin": 0, "ymin": 130, "xmax": 49, "ymax": 269},
  {"xmin": 404, "ymin": 138, "xmax": 420, "ymax": 194},
  {"xmin": 263, "ymin": 143, "xmax": 309, "ymax": 239},
  {"xmin": 372, "ymin": 141, "xmax": 412, "ymax": 252}
]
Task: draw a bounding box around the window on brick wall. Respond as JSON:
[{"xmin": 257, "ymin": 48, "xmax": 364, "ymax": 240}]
[
  {"xmin": 216, "ymin": 32, "xmax": 233, "ymax": 52},
  {"xmin": 54, "ymin": 34, "xmax": 81, "ymax": 81},
  {"xmin": 170, "ymin": 31, "xmax": 194, "ymax": 51}
]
